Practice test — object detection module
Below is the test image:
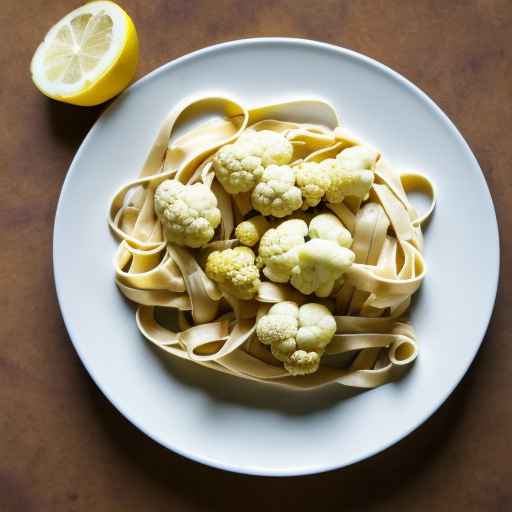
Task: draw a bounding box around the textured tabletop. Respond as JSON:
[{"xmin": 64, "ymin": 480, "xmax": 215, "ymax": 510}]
[{"xmin": 1, "ymin": 1, "xmax": 511, "ymax": 510}]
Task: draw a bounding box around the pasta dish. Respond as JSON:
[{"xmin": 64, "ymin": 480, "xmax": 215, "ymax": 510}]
[{"xmin": 108, "ymin": 96, "xmax": 435, "ymax": 390}]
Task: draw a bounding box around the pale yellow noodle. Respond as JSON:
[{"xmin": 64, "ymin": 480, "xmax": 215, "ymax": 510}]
[{"xmin": 109, "ymin": 95, "xmax": 436, "ymax": 390}]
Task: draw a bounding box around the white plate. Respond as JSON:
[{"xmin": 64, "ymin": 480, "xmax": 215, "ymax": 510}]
[{"xmin": 54, "ymin": 38, "xmax": 499, "ymax": 476}]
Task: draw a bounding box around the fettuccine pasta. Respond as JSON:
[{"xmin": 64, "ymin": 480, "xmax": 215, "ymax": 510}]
[{"xmin": 108, "ymin": 96, "xmax": 436, "ymax": 390}]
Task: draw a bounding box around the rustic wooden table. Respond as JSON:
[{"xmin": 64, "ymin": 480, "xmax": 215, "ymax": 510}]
[{"xmin": 2, "ymin": 1, "xmax": 510, "ymax": 510}]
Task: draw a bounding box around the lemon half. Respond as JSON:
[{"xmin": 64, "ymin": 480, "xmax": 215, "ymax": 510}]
[{"xmin": 31, "ymin": 1, "xmax": 138, "ymax": 106}]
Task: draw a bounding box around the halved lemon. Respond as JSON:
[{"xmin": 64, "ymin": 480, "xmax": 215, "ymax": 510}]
[{"xmin": 31, "ymin": 1, "xmax": 139, "ymax": 106}]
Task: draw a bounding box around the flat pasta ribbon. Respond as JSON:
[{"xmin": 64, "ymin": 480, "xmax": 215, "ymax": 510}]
[{"xmin": 109, "ymin": 95, "xmax": 436, "ymax": 391}]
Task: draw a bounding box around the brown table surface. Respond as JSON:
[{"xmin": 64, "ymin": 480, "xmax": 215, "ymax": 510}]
[{"xmin": 2, "ymin": 1, "xmax": 511, "ymax": 510}]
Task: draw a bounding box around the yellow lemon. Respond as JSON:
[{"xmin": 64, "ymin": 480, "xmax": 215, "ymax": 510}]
[{"xmin": 31, "ymin": 1, "xmax": 139, "ymax": 106}]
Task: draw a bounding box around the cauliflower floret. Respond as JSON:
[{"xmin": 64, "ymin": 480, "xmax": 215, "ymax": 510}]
[
  {"xmin": 296, "ymin": 302, "xmax": 338, "ymax": 350},
  {"xmin": 256, "ymin": 302, "xmax": 336, "ymax": 376},
  {"xmin": 290, "ymin": 239, "xmax": 355, "ymax": 297},
  {"xmin": 154, "ymin": 180, "xmax": 221, "ymax": 248},
  {"xmin": 213, "ymin": 145, "xmax": 263, "ymax": 194},
  {"xmin": 251, "ymin": 165, "xmax": 303, "ymax": 217},
  {"xmin": 322, "ymin": 146, "xmax": 379, "ymax": 204},
  {"xmin": 256, "ymin": 301, "xmax": 299, "ymax": 361},
  {"xmin": 308, "ymin": 212, "xmax": 352, "ymax": 248},
  {"xmin": 295, "ymin": 161, "xmax": 331, "ymax": 208},
  {"xmin": 213, "ymin": 130, "xmax": 293, "ymax": 194},
  {"xmin": 239, "ymin": 130, "xmax": 294, "ymax": 166},
  {"xmin": 235, "ymin": 215, "xmax": 271, "ymax": 247},
  {"xmin": 257, "ymin": 219, "xmax": 308, "ymax": 283},
  {"xmin": 205, "ymin": 246, "xmax": 260, "ymax": 300},
  {"xmin": 285, "ymin": 350, "xmax": 321, "ymax": 376},
  {"xmin": 337, "ymin": 145, "xmax": 379, "ymax": 171}
]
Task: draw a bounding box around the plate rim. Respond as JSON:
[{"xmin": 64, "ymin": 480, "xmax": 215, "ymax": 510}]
[{"xmin": 53, "ymin": 37, "xmax": 500, "ymax": 476}]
